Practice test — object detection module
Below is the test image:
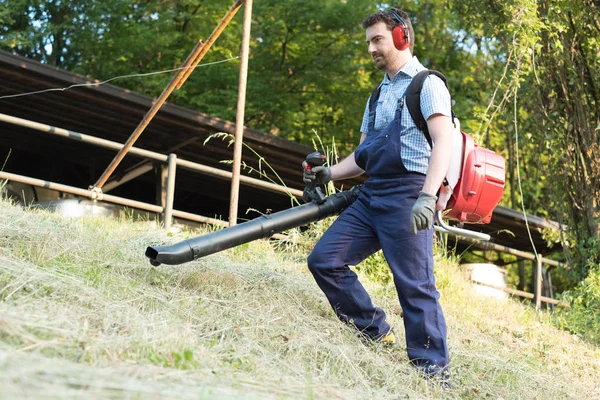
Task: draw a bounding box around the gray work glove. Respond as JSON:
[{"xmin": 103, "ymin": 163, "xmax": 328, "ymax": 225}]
[
  {"xmin": 302, "ymin": 162, "xmax": 332, "ymax": 185},
  {"xmin": 410, "ymin": 191, "xmax": 437, "ymax": 234}
]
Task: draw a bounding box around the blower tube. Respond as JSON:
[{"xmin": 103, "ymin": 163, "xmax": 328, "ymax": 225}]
[{"xmin": 145, "ymin": 186, "xmax": 361, "ymax": 266}]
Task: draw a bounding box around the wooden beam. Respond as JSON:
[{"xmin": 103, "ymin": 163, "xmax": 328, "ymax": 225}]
[
  {"xmin": 104, "ymin": 162, "xmax": 153, "ymax": 192},
  {"xmin": 471, "ymin": 279, "xmax": 560, "ymax": 306}
]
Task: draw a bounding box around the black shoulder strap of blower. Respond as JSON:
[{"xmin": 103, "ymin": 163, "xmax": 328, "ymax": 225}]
[
  {"xmin": 404, "ymin": 69, "xmax": 449, "ymax": 148},
  {"xmin": 368, "ymin": 69, "xmax": 450, "ymax": 148}
]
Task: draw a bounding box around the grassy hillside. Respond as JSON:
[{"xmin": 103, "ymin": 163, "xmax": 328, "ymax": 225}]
[{"xmin": 1, "ymin": 198, "xmax": 599, "ymax": 399}]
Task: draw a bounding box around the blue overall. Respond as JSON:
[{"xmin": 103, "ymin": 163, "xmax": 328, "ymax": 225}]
[{"xmin": 307, "ymin": 95, "xmax": 449, "ymax": 371}]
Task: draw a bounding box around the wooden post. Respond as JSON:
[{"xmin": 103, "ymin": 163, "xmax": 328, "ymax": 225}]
[
  {"xmin": 535, "ymin": 256, "xmax": 543, "ymax": 309},
  {"xmin": 155, "ymin": 163, "xmax": 168, "ymax": 209},
  {"xmin": 164, "ymin": 154, "xmax": 177, "ymax": 230},
  {"xmin": 545, "ymin": 268, "xmax": 555, "ymax": 311},
  {"xmin": 517, "ymin": 259, "xmax": 526, "ymax": 291},
  {"xmin": 229, "ymin": 0, "xmax": 253, "ymax": 226}
]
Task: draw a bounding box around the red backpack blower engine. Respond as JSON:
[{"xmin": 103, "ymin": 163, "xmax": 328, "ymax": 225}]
[
  {"xmin": 433, "ymin": 124, "xmax": 505, "ymax": 241},
  {"xmin": 438, "ymin": 130, "xmax": 505, "ymax": 224}
]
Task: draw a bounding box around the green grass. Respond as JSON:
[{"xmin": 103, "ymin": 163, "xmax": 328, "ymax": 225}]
[{"xmin": 0, "ymin": 198, "xmax": 599, "ymax": 399}]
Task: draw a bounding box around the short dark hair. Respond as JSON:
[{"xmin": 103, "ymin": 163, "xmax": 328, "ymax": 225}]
[{"xmin": 362, "ymin": 7, "xmax": 415, "ymax": 54}]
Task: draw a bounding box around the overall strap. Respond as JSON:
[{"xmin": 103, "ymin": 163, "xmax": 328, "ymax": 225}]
[
  {"xmin": 404, "ymin": 69, "xmax": 448, "ymax": 148},
  {"xmin": 366, "ymin": 83, "xmax": 383, "ymax": 132},
  {"xmin": 369, "ymin": 83, "xmax": 383, "ymax": 113},
  {"xmin": 367, "ymin": 82, "xmax": 407, "ymax": 131}
]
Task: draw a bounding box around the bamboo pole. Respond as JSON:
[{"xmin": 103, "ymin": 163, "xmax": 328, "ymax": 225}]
[
  {"xmin": 91, "ymin": 0, "xmax": 244, "ymax": 191},
  {"xmin": 229, "ymin": 0, "xmax": 253, "ymax": 227},
  {"xmin": 176, "ymin": 0, "xmax": 244, "ymax": 89}
]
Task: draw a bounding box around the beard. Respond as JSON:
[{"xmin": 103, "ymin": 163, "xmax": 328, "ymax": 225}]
[{"xmin": 372, "ymin": 51, "xmax": 391, "ymax": 71}]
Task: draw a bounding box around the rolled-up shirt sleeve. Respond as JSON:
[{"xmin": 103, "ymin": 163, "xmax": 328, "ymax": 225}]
[{"xmin": 420, "ymin": 75, "xmax": 452, "ymax": 121}]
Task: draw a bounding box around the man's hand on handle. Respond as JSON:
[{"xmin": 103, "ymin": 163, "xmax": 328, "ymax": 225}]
[{"xmin": 302, "ymin": 162, "xmax": 332, "ymax": 185}]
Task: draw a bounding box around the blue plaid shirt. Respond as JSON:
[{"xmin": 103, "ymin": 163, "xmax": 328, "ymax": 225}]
[{"xmin": 360, "ymin": 56, "xmax": 452, "ymax": 174}]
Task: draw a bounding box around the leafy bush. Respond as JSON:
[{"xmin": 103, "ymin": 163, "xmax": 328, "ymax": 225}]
[{"xmin": 553, "ymin": 266, "xmax": 600, "ymax": 346}]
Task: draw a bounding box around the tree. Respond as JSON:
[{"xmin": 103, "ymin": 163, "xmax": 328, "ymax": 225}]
[
  {"xmin": 534, "ymin": 0, "xmax": 599, "ymax": 275},
  {"xmin": 452, "ymin": 0, "xmax": 599, "ymax": 276}
]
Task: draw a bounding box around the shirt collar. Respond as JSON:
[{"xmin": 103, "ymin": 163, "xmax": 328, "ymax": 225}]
[{"xmin": 383, "ymin": 56, "xmax": 426, "ymax": 84}]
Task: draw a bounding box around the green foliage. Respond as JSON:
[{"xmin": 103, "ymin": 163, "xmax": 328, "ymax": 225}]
[
  {"xmin": 528, "ymin": 0, "xmax": 600, "ymax": 276},
  {"xmin": 355, "ymin": 250, "xmax": 393, "ymax": 286},
  {"xmin": 147, "ymin": 348, "xmax": 198, "ymax": 370},
  {"xmin": 554, "ymin": 266, "xmax": 600, "ymax": 346},
  {"xmin": 452, "ymin": 0, "xmax": 599, "ymax": 279},
  {"xmin": 232, "ymin": 0, "xmax": 379, "ymax": 148}
]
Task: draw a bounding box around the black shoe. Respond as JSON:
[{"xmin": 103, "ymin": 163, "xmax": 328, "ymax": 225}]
[{"xmin": 418, "ymin": 365, "xmax": 452, "ymax": 390}]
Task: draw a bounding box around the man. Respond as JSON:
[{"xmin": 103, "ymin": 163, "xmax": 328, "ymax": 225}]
[{"xmin": 303, "ymin": 7, "xmax": 453, "ymax": 378}]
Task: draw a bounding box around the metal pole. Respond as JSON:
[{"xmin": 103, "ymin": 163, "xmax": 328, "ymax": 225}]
[
  {"xmin": 0, "ymin": 170, "xmax": 227, "ymax": 227},
  {"xmin": 92, "ymin": 0, "xmax": 245, "ymax": 191},
  {"xmin": 164, "ymin": 154, "xmax": 177, "ymax": 230},
  {"xmin": 546, "ymin": 269, "xmax": 555, "ymax": 311},
  {"xmin": 229, "ymin": 0, "xmax": 253, "ymax": 227},
  {"xmin": 0, "ymin": 113, "xmax": 303, "ymax": 199}
]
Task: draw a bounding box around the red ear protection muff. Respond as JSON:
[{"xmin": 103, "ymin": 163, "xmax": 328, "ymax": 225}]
[{"xmin": 388, "ymin": 9, "xmax": 410, "ymax": 51}]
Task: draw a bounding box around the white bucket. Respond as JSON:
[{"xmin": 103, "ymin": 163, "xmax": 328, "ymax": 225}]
[{"xmin": 462, "ymin": 263, "xmax": 508, "ymax": 300}]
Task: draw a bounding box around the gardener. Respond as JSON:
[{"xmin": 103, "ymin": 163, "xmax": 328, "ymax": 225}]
[{"xmin": 303, "ymin": 7, "xmax": 453, "ymax": 379}]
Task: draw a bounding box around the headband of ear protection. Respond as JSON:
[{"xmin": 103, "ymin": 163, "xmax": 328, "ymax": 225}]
[{"xmin": 388, "ymin": 9, "xmax": 410, "ymax": 51}]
